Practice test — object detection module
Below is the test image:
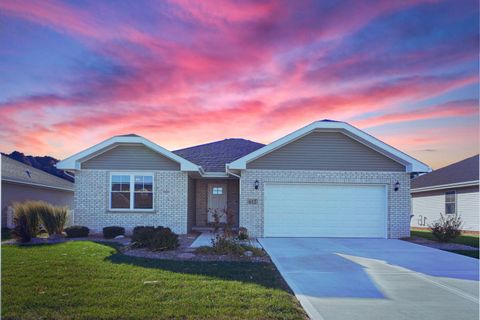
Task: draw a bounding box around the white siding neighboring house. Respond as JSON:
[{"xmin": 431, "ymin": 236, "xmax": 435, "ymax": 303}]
[
  {"xmin": 57, "ymin": 121, "xmax": 430, "ymax": 238},
  {"xmin": 1, "ymin": 155, "xmax": 74, "ymax": 228},
  {"xmin": 411, "ymin": 155, "xmax": 479, "ymax": 233}
]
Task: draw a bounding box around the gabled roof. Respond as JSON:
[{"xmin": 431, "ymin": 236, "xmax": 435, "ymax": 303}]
[
  {"xmin": 56, "ymin": 135, "xmax": 200, "ymax": 171},
  {"xmin": 227, "ymin": 120, "xmax": 431, "ymax": 173},
  {"xmin": 411, "ymin": 155, "xmax": 479, "ymax": 191},
  {"xmin": 2, "ymin": 155, "xmax": 74, "ymax": 191},
  {"xmin": 173, "ymin": 139, "xmax": 265, "ymax": 172}
]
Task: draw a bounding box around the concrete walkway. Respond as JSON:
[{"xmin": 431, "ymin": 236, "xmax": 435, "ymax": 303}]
[{"xmin": 259, "ymin": 238, "xmax": 479, "ymax": 320}]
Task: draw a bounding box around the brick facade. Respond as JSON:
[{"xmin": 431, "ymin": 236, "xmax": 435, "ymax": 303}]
[
  {"xmin": 74, "ymin": 170, "xmax": 188, "ymax": 234},
  {"xmin": 239, "ymin": 169, "xmax": 411, "ymax": 238}
]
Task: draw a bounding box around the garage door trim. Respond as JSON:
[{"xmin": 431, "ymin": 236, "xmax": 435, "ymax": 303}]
[{"xmin": 263, "ymin": 182, "xmax": 389, "ymax": 238}]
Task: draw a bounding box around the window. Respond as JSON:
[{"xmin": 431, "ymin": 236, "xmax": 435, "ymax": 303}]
[
  {"xmin": 110, "ymin": 173, "xmax": 153, "ymax": 210},
  {"xmin": 212, "ymin": 187, "xmax": 223, "ymax": 195},
  {"xmin": 445, "ymin": 191, "xmax": 456, "ymax": 215}
]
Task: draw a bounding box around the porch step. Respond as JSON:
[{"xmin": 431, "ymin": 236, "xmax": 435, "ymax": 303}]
[{"xmin": 192, "ymin": 226, "xmax": 214, "ymax": 232}]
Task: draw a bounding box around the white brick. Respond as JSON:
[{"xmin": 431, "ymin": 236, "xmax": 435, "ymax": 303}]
[{"xmin": 239, "ymin": 169, "xmax": 410, "ymax": 238}]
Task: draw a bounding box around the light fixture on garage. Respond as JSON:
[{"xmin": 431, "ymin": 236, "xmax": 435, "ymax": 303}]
[
  {"xmin": 254, "ymin": 180, "xmax": 259, "ymax": 190},
  {"xmin": 394, "ymin": 181, "xmax": 400, "ymax": 191}
]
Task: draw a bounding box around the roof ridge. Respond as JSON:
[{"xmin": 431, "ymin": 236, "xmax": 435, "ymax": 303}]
[{"xmin": 174, "ymin": 138, "xmax": 264, "ymax": 152}]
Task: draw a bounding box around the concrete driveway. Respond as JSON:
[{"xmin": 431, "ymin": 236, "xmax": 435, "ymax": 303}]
[{"xmin": 258, "ymin": 238, "xmax": 479, "ymax": 320}]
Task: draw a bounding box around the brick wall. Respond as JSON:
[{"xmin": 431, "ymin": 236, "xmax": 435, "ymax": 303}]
[
  {"xmin": 239, "ymin": 169, "xmax": 410, "ymax": 238},
  {"xmin": 74, "ymin": 170, "xmax": 188, "ymax": 234}
]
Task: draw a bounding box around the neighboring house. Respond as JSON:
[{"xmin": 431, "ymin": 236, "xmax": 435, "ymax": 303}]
[
  {"xmin": 1, "ymin": 155, "xmax": 74, "ymax": 228},
  {"xmin": 56, "ymin": 120, "xmax": 430, "ymax": 238},
  {"xmin": 411, "ymin": 155, "xmax": 479, "ymax": 233}
]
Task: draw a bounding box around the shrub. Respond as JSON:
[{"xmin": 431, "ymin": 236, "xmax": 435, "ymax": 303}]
[
  {"xmin": 11, "ymin": 201, "xmax": 42, "ymax": 242},
  {"xmin": 132, "ymin": 226, "xmax": 178, "ymax": 251},
  {"xmin": 430, "ymin": 214, "xmax": 463, "ymax": 242},
  {"xmin": 36, "ymin": 202, "xmax": 68, "ymax": 236},
  {"xmin": 103, "ymin": 226, "xmax": 125, "ymax": 239},
  {"xmin": 147, "ymin": 228, "xmax": 179, "ymax": 251},
  {"xmin": 132, "ymin": 226, "xmax": 155, "ymax": 243},
  {"xmin": 65, "ymin": 225, "xmax": 90, "ymax": 238},
  {"xmin": 238, "ymin": 227, "xmax": 249, "ymax": 240}
]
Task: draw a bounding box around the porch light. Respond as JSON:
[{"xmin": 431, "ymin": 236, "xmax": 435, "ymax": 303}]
[
  {"xmin": 254, "ymin": 180, "xmax": 259, "ymax": 190},
  {"xmin": 394, "ymin": 181, "xmax": 400, "ymax": 192}
]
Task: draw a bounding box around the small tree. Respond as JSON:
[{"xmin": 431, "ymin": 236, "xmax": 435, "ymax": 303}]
[{"xmin": 430, "ymin": 214, "xmax": 463, "ymax": 242}]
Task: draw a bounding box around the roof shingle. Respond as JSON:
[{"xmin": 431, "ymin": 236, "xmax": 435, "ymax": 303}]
[
  {"xmin": 411, "ymin": 154, "xmax": 479, "ymax": 189},
  {"xmin": 1, "ymin": 155, "xmax": 74, "ymax": 190},
  {"xmin": 173, "ymin": 139, "xmax": 265, "ymax": 172}
]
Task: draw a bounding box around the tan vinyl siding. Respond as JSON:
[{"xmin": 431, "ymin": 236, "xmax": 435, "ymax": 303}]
[
  {"xmin": 247, "ymin": 131, "xmax": 405, "ymax": 171},
  {"xmin": 81, "ymin": 144, "xmax": 180, "ymax": 170}
]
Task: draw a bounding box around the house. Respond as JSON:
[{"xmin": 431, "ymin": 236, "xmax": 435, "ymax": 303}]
[
  {"xmin": 56, "ymin": 120, "xmax": 430, "ymax": 238},
  {"xmin": 411, "ymin": 155, "xmax": 479, "ymax": 233},
  {"xmin": 1, "ymin": 154, "xmax": 74, "ymax": 228}
]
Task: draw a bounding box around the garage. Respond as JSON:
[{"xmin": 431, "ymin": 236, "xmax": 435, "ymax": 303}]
[{"xmin": 264, "ymin": 183, "xmax": 387, "ymax": 238}]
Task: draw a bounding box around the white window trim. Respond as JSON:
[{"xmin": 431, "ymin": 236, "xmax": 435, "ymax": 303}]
[
  {"xmin": 109, "ymin": 172, "xmax": 155, "ymax": 212},
  {"xmin": 445, "ymin": 190, "xmax": 456, "ymax": 215}
]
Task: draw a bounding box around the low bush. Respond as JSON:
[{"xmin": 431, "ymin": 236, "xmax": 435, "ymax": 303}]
[
  {"xmin": 238, "ymin": 227, "xmax": 249, "ymax": 240},
  {"xmin": 132, "ymin": 226, "xmax": 178, "ymax": 251},
  {"xmin": 65, "ymin": 226, "xmax": 90, "ymax": 238},
  {"xmin": 103, "ymin": 226, "xmax": 125, "ymax": 239},
  {"xmin": 11, "ymin": 201, "xmax": 42, "ymax": 242},
  {"xmin": 430, "ymin": 214, "xmax": 463, "ymax": 242},
  {"xmin": 132, "ymin": 226, "xmax": 155, "ymax": 243}
]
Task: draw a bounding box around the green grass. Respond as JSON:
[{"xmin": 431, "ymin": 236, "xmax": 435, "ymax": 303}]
[
  {"xmin": 445, "ymin": 250, "xmax": 479, "ymax": 259},
  {"xmin": 411, "ymin": 230, "xmax": 479, "ymax": 248},
  {"xmin": 1, "ymin": 241, "xmax": 306, "ymax": 320}
]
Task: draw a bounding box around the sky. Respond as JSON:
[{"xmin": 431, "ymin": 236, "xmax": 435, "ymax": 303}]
[{"xmin": 0, "ymin": 0, "xmax": 478, "ymax": 169}]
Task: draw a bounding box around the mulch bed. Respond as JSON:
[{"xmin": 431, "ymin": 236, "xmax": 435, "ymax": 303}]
[
  {"xmin": 121, "ymin": 233, "xmax": 270, "ymax": 263},
  {"xmin": 404, "ymin": 236, "xmax": 478, "ymax": 251},
  {"xmin": 4, "ymin": 233, "xmax": 271, "ymax": 263}
]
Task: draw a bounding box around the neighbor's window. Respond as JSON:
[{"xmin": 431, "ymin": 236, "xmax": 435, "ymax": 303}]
[
  {"xmin": 212, "ymin": 187, "xmax": 223, "ymax": 195},
  {"xmin": 110, "ymin": 173, "xmax": 153, "ymax": 210},
  {"xmin": 445, "ymin": 191, "xmax": 456, "ymax": 215}
]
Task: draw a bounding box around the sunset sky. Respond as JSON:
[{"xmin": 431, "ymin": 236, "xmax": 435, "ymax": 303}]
[{"xmin": 0, "ymin": 0, "xmax": 478, "ymax": 169}]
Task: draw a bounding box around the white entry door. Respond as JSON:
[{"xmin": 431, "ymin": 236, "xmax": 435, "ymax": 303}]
[
  {"xmin": 264, "ymin": 183, "xmax": 387, "ymax": 238},
  {"xmin": 208, "ymin": 184, "xmax": 227, "ymax": 223}
]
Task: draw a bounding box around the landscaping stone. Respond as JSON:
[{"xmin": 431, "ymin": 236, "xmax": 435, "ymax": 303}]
[
  {"xmin": 177, "ymin": 253, "xmax": 195, "ymax": 259},
  {"xmin": 244, "ymin": 250, "xmax": 253, "ymax": 257}
]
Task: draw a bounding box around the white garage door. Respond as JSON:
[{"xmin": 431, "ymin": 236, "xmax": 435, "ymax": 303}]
[{"xmin": 264, "ymin": 184, "xmax": 387, "ymax": 238}]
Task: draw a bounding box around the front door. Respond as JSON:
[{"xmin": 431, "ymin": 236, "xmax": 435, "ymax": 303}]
[{"xmin": 207, "ymin": 183, "xmax": 227, "ymax": 223}]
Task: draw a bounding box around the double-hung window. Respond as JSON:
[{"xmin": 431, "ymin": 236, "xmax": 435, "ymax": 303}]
[
  {"xmin": 445, "ymin": 191, "xmax": 456, "ymax": 215},
  {"xmin": 110, "ymin": 173, "xmax": 154, "ymax": 210}
]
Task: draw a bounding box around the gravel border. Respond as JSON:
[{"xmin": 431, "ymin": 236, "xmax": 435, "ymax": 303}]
[{"xmin": 404, "ymin": 236, "xmax": 478, "ymax": 251}]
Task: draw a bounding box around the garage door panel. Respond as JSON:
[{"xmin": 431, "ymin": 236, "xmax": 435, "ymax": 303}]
[{"xmin": 264, "ymin": 184, "xmax": 387, "ymax": 238}]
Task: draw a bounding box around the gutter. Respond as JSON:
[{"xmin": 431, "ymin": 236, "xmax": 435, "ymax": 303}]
[
  {"xmin": 3, "ymin": 178, "xmax": 74, "ymax": 192},
  {"xmin": 411, "ymin": 180, "xmax": 479, "ymax": 193},
  {"xmin": 225, "ymin": 165, "xmax": 241, "ymax": 178}
]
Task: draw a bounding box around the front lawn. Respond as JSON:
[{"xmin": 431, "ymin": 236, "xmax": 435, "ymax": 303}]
[
  {"xmin": 410, "ymin": 230, "xmax": 479, "ymax": 248},
  {"xmin": 447, "ymin": 250, "xmax": 480, "ymax": 259},
  {"xmin": 2, "ymin": 241, "xmax": 306, "ymax": 319}
]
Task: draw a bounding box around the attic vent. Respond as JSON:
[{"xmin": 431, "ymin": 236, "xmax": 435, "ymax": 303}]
[{"xmin": 25, "ymin": 170, "xmax": 31, "ymax": 178}]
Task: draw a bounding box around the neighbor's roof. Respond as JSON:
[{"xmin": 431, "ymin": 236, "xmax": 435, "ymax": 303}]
[
  {"xmin": 411, "ymin": 155, "xmax": 479, "ymax": 191},
  {"xmin": 1, "ymin": 155, "xmax": 74, "ymax": 191},
  {"xmin": 173, "ymin": 139, "xmax": 265, "ymax": 172}
]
